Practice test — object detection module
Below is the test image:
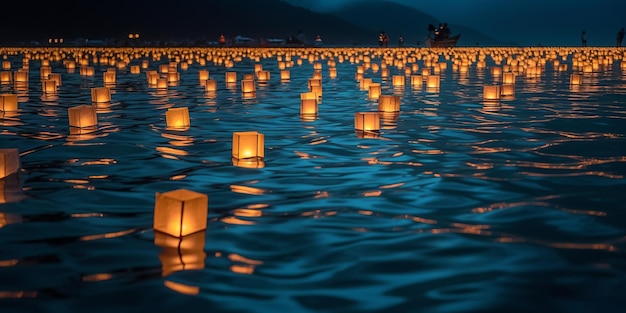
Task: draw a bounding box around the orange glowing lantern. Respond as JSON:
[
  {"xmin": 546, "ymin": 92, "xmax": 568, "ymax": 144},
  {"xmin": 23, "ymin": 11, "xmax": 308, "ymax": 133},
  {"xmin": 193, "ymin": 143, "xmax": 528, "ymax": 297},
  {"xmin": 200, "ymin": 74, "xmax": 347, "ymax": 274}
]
[
  {"xmin": 502, "ymin": 72, "xmax": 516, "ymax": 84},
  {"xmin": 130, "ymin": 65, "xmax": 141, "ymax": 74},
  {"xmin": 410, "ymin": 75, "xmax": 423, "ymax": 88},
  {"xmin": 392, "ymin": 75, "xmax": 405, "ymax": 87},
  {"xmin": 198, "ymin": 70, "xmax": 209, "ymax": 82},
  {"xmin": 204, "ymin": 79, "xmax": 217, "ymax": 92},
  {"xmin": 0, "ymin": 71, "xmax": 12, "ymax": 84},
  {"xmin": 256, "ymin": 70, "xmax": 270, "ymax": 82},
  {"xmin": 300, "ymin": 99, "xmax": 318, "ymax": 116},
  {"xmin": 226, "ymin": 72, "xmax": 237, "ymax": 84},
  {"xmin": 41, "ymin": 79, "xmax": 57, "ymax": 94},
  {"xmin": 378, "ymin": 95, "xmax": 400, "ymax": 112},
  {"xmin": 1, "ymin": 61, "xmax": 10, "ymax": 70},
  {"xmin": 165, "ymin": 107, "xmax": 190, "ymax": 129},
  {"xmin": 241, "ymin": 79, "xmax": 256, "ymax": 94},
  {"xmin": 280, "ymin": 70, "xmax": 290, "ymax": 81},
  {"xmin": 103, "ymin": 71, "xmax": 116, "ymax": 85},
  {"xmin": 570, "ymin": 74, "xmax": 582, "ymax": 85},
  {"xmin": 426, "ymin": 75, "xmax": 440, "ymax": 92},
  {"xmin": 0, "ymin": 94, "xmax": 18, "ymax": 112},
  {"xmin": 13, "ymin": 70, "xmax": 28, "ymax": 84},
  {"xmin": 483, "ymin": 85, "xmax": 501, "ymax": 101},
  {"xmin": 48, "ymin": 73, "xmax": 62, "ymax": 87},
  {"xmin": 91, "ymin": 87, "xmax": 111, "ymax": 103},
  {"xmin": 0, "ymin": 148, "xmax": 20, "ymax": 179},
  {"xmin": 501, "ymin": 84, "xmax": 515, "ymax": 98},
  {"xmin": 329, "ymin": 68, "xmax": 337, "ymax": 79},
  {"xmin": 153, "ymin": 189, "xmax": 208, "ymax": 237},
  {"xmin": 355, "ymin": 112, "xmax": 380, "ymax": 132},
  {"xmin": 232, "ymin": 131, "xmax": 264, "ymax": 160},
  {"xmin": 368, "ymin": 83, "xmax": 381, "ymax": 100},
  {"xmin": 156, "ymin": 78, "xmax": 168, "ymax": 89},
  {"xmin": 68, "ymin": 105, "xmax": 97, "ymax": 128}
]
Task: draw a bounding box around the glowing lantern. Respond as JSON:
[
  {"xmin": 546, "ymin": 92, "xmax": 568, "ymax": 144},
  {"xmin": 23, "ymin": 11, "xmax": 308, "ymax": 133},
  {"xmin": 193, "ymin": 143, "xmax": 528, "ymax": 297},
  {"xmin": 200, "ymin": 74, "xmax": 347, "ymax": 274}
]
[
  {"xmin": 204, "ymin": 79, "xmax": 217, "ymax": 92},
  {"xmin": 103, "ymin": 71, "xmax": 116, "ymax": 84},
  {"xmin": 502, "ymin": 72, "xmax": 516, "ymax": 84},
  {"xmin": 256, "ymin": 70, "xmax": 270, "ymax": 82},
  {"xmin": 280, "ymin": 70, "xmax": 290, "ymax": 81},
  {"xmin": 146, "ymin": 71, "xmax": 159, "ymax": 85},
  {"xmin": 225, "ymin": 72, "xmax": 237, "ymax": 84},
  {"xmin": 491, "ymin": 66, "xmax": 502, "ymax": 77},
  {"xmin": 130, "ymin": 65, "xmax": 141, "ymax": 74},
  {"xmin": 1, "ymin": 61, "xmax": 10, "ymax": 70},
  {"xmin": 165, "ymin": 107, "xmax": 190, "ymax": 130},
  {"xmin": 570, "ymin": 74, "xmax": 582, "ymax": 85},
  {"xmin": 392, "ymin": 75, "xmax": 405, "ymax": 87},
  {"xmin": 368, "ymin": 83, "xmax": 381, "ymax": 100},
  {"xmin": 0, "ymin": 71, "xmax": 12, "ymax": 84},
  {"xmin": 501, "ymin": 84, "xmax": 515, "ymax": 98},
  {"xmin": 167, "ymin": 72, "xmax": 180, "ymax": 83},
  {"xmin": 91, "ymin": 87, "xmax": 111, "ymax": 103},
  {"xmin": 198, "ymin": 70, "xmax": 209, "ymax": 82},
  {"xmin": 68, "ymin": 105, "xmax": 97, "ymax": 128},
  {"xmin": 354, "ymin": 112, "xmax": 380, "ymax": 132},
  {"xmin": 329, "ymin": 68, "xmax": 337, "ymax": 79},
  {"xmin": 156, "ymin": 78, "xmax": 168, "ymax": 89},
  {"xmin": 483, "ymin": 85, "xmax": 501, "ymax": 101},
  {"xmin": 378, "ymin": 95, "xmax": 400, "ymax": 112},
  {"xmin": 359, "ymin": 78, "xmax": 372, "ymax": 90},
  {"xmin": 232, "ymin": 131, "xmax": 264, "ymax": 160},
  {"xmin": 300, "ymin": 99, "xmax": 318, "ymax": 116},
  {"xmin": 426, "ymin": 75, "xmax": 440, "ymax": 91},
  {"xmin": 410, "ymin": 75, "xmax": 423, "ymax": 88},
  {"xmin": 41, "ymin": 79, "xmax": 57, "ymax": 94},
  {"xmin": 48, "ymin": 73, "xmax": 62, "ymax": 87},
  {"xmin": 0, "ymin": 94, "xmax": 18, "ymax": 112},
  {"xmin": 241, "ymin": 79, "xmax": 256, "ymax": 94},
  {"xmin": 0, "ymin": 148, "xmax": 20, "ymax": 179},
  {"xmin": 153, "ymin": 189, "xmax": 208, "ymax": 238},
  {"xmin": 13, "ymin": 70, "xmax": 28, "ymax": 84}
]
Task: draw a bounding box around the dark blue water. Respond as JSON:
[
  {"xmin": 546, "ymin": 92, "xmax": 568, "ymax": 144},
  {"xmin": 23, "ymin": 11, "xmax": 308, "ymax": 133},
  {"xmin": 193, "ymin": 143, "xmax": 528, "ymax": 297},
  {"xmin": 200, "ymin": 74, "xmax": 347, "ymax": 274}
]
[{"xmin": 1, "ymin": 47, "xmax": 625, "ymax": 313}]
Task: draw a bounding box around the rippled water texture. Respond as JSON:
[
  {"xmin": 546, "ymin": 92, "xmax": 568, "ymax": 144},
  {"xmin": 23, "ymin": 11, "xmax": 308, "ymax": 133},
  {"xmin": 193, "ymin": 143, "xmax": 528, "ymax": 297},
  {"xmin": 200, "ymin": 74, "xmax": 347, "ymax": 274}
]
[{"xmin": 1, "ymin": 46, "xmax": 626, "ymax": 313}]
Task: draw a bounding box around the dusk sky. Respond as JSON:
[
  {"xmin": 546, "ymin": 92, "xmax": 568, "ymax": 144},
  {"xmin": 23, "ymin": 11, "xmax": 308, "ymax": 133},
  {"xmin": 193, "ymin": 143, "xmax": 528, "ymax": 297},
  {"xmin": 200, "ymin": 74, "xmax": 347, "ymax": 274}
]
[{"xmin": 287, "ymin": 0, "xmax": 626, "ymax": 46}]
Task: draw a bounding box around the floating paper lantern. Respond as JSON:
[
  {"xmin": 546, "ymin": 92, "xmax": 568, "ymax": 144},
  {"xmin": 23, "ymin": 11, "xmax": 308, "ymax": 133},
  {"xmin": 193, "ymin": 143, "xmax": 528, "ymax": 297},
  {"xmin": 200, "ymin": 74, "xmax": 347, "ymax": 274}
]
[
  {"xmin": 570, "ymin": 74, "xmax": 582, "ymax": 85},
  {"xmin": 48, "ymin": 73, "xmax": 62, "ymax": 87},
  {"xmin": 103, "ymin": 71, "xmax": 116, "ymax": 84},
  {"xmin": 225, "ymin": 72, "xmax": 237, "ymax": 84},
  {"xmin": 491, "ymin": 66, "xmax": 502, "ymax": 77},
  {"xmin": 280, "ymin": 70, "xmax": 290, "ymax": 81},
  {"xmin": 501, "ymin": 84, "xmax": 515, "ymax": 98},
  {"xmin": 153, "ymin": 189, "xmax": 208, "ymax": 237},
  {"xmin": 167, "ymin": 72, "xmax": 180, "ymax": 83},
  {"xmin": 483, "ymin": 85, "xmax": 501, "ymax": 101},
  {"xmin": 359, "ymin": 78, "xmax": 372, "ymax": 90},
  {"xmin": 256, "ymin": 70, "xmax": 270, "ymax": 82},
  {"xmin": 392, "ymin": 75, "xmax": 405, "ymax": 87},
  {"xmin": 241, "ymin": 79, "xmax": 256, "ymax": 94},
  {"xmin": 156, "ymin": 78, "xmax": 168, "ymax": 89},
  {"xmin": 204, "ymin": 79, "xmax": 217, "ymax": 92},
  {"xmin": 0, "ymin": 148, "xmax": 19, "ymax": 179},
  {"xmin": 232, "ymin": 131, "xmax": 264, "ymax": 160},
  {"xmin": 0, "ymin": 94, "xmax": 18, "ymax": 112},
  {"xmin": 410, "ymin": 75, "xmax": 423, "ymax": 88},
  {"xmin": 91, "ymin": 87, "xmax": 111, "ymax": 103},
  {"xmin": 0, "ymin": 71, "xmax": 12, "ymax": 84},
  {"xmin": 354, "ymin": 112, "xmax": 380, "ymax": 132},
  {"xmin": 68, "ymin": 105, "xmax": 97, "ymax": 129},
  {"xmin": 41, "ymin": 79, "xmax": 57, "ymax": 94},
  {"xmin": 13, "ymin": 70, "xmax": 28, "ymax": 84},
  {"xmin": 165, "ymin": 107, "xmax": 190, "ymax": 129},
  {"xmin": 502, "ymin": 72, "xmax": 516, "ymax": 84},
  {"xmin": 130, "ymin": 65, "xmax": 141, "ymax": 74},
  {"xmin": 156, "ymin": 230, "xmax": 206, "ymax": 277},
  {"xmin": 329, "ymin": 68, "xmax": 337, "ymax": 79},
  {"xmin": 426, "ymin": 75, "xmax": 440, "ymax": 91},
  {"xmin": 368, "ymin": 83, "xmax": 381, "ymax": 100},
  {"xmin": 378, "ymin": 95, "xmax": 400, "ymax": 112},
  {"xmin": 1, "ymin": 61, "xmax": 10, "ymax": 70},
  {"xmin": 198, "ymin": 70, "xmax": 209, "ymax": 82},
  {"xmin": 300, "ymin": 99, "xmax": 318, "ymax": 116}
]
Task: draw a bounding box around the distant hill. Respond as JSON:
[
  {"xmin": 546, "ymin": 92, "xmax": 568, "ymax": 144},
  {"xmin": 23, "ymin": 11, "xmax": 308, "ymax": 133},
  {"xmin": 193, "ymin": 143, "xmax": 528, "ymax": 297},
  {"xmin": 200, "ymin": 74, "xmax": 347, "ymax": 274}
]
[
  {"xmin": 0, "ymin": 0, "xmax": 373, "ymax": 45},
  {"xmin": 326, "ymin": 0, "xmax": 506, "ymax": 47}
]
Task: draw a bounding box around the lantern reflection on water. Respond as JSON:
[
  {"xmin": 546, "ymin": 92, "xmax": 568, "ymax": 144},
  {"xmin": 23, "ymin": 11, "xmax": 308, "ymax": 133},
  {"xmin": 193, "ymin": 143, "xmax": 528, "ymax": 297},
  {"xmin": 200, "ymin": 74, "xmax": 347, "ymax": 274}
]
[
  {"xmin": 153, "ymin": 189, "xmax": 208, "ymax": 238},
  {"xmin": 154, "ymin": 230, "xmax": 206, "ymax": 277}
]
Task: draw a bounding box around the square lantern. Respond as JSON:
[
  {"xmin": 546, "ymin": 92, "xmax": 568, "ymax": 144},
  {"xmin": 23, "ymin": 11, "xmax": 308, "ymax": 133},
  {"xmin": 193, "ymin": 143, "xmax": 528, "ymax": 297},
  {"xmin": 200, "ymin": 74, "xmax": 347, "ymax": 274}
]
[
  {"xmin": 204, "ymin": 79, "xmax": 217, "ymax": 92},
  {"xmin": 0, "ymin": 71, "xmax": 12, "ymax": 84},
  {"xmin": 232, "ymin": 131, "xmax": 264, "ymax": 160},
  {"xmin": 91, "ymin": 87, "xmax": 111, "ymax": 103},
  {"xmin": 329, "ymin": 68, "xmax": 337, "ymax": 79},
  {"xmin": 300, "ymin": 99, "xmax": 318, "ymax": 116},
  {"xmin": 241, "ymin": 79, "xmax": 256, "ymax": 94},
  {"xmin": 225, "ymin": 72, "xmax": 237, "ymax": 84},
  {"xmin": 256, "ymin": 70, "xmax": 270, "ymax": 82},
  {"xmin": 0, "ymin": 94, "xmax": 18, "ymax": 112},
  {"xmin": 392, "ymin": 75, "xmax": 405, "ymax": 87},
  {"xmin": 130, "ymin": 65, "xmax": 141, "ymax": 74},
  {"xmin": 156, "ymin": 78, "xmax": 168, "ymax": 89},
  {"xmin": 378, "ymin": 95, "xmax": 400, "ymax": 112},
  {"xmin": 165, "ymin": 107, "xmax": 190, "ymax": 129},
  {"xmin": 280, "ymin": 70, "xmax": 290, "ymax": 81},
  {"xmin": 354, "ymin": 112, "xmax": 380, "ymax": 132},
  {"xmin": 198, "ymin": 69, "xmax": 209, "ymax": 82},
  {"xmin": 426, "ymin": 75, "xmax": 440, "ymax": 92},
  {"xmin": 103, "ymin": 71, "xmax": 116, "ymax": 85},
  {"xmin": 41, "ymin": 79, "xmax": 57, "ymax": 94},
  {"xmin": 502, "ymin": 72, "xmax": 516, "ymax": 84},
  {"xmin": 68, "ymin": 105, "xmax": 97, "ymax": 128},
  {"xmin": 570, "ymin": 74, "xmax": 582, "ymax": 85},
  {"xmin": 0, "ymin": 148, "xmax": 20, "ymax": 179},
  {"xmin": 13, "ymin": 70, "xmax": 28, "ymax": 84},
  {"xmin": 501, "ymin": 84, "xmax": 515, "ymax": 98},
  {"xmin": 153, "ymin": 189, "xmax": 208, "ymax": 237},
  {"xmin": 368, "ymin": 83, "xmax": 381, "ymax": 100},
  {"xmin": 483, "ymin": 85, "xmax": 501, "ymax": 101},
  {"xmin": 411, "ymin": 75, "xmax": 423, "ymax": 88}
]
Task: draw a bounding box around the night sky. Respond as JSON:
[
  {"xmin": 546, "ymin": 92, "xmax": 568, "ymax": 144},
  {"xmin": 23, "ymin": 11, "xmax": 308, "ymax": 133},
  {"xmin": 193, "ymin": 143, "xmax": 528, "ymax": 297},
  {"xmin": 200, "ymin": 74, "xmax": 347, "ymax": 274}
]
[{"xmin": 287, "ymin": 0, "xmax": 626, "ymax": 46}]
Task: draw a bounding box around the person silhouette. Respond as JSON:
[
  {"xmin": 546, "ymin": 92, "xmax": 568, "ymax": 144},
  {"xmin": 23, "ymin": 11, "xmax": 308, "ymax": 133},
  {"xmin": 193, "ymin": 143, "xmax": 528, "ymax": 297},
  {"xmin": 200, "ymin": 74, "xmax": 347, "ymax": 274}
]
[
  {"xmin": 617, "ymin": 27, "xmax": 624, "ymax": 47},
  {"xmin": 581, "ymin": 30, "xmax": 587, "ymax": 47}
]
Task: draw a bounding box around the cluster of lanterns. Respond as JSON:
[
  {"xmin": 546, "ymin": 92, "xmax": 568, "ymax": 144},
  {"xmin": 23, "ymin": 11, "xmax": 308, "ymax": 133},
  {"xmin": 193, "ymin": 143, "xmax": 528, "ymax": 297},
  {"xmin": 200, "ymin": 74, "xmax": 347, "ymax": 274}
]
[{"xmin": 1, "ymin": 45, "xmax": 625, "ymax": 286}]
